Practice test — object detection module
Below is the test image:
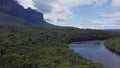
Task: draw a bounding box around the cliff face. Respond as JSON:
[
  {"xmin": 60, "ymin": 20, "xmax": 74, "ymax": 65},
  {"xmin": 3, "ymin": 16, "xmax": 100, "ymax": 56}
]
[{"xmin": 0, "ymin": 0, "xmax": 44, "ymax": 23}]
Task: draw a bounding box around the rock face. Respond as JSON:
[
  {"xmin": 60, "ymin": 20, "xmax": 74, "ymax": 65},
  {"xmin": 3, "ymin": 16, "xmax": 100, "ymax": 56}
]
[{"xmin": 0, "ymin": 0, "xmax": 44, "ymax": 23}]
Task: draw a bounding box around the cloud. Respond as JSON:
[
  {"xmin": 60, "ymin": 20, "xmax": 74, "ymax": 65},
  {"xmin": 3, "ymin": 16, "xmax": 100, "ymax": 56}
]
[
  {"xmin": 82, "ymin": 11, "xmax": 120, "ymax": 29},
  {"xmin": 75, "ymin": 10, "xmax": 120, "ymax": 29},
  {"xmin": 33, "ymin": 0, "xmax": 55, "ymax": 13},
  {"xmin": 34, "ymin": 0, "xmax": 111, "ymax": 25},
  {"xmin": 93, "ymin": 0, "xmax": 109, "ymax": 6},
  {"xmin": 77, "ymin": 20, "xmax": 120, "ymax": 29},
  {"xmin": 111, "ymin": 0, "xmax": 120, "ymax": 7},
  {"xmin": 16, "ymin": 0, "xmax": 37, "ymax": 9},
  {"xmin": 101, "ymin": 11, "xmax": 120, "ymax": 18},
  {"xmin": 16, "ymin": 0, "xmax": 109, "ymax": 22},
  {"xmin": 16, "ymin": 0, "xmax": 120, "ymax": 29}
]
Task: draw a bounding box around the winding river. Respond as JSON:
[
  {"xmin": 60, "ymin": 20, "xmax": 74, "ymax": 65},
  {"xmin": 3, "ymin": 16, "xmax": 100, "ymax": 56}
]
[{"xmin": 69, "ymin": 40, "xmax": 120, "ymax": 68}]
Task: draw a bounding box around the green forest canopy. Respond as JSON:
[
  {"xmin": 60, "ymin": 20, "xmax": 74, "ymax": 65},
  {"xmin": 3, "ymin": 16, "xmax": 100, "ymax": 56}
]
[{"xmin": 0, "ymin": 28, "xmax": 120, "ymax": 68}]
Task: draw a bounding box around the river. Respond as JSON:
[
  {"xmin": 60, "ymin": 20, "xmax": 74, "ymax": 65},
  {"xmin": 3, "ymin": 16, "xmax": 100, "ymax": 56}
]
[{"xmin": 69, "ymin": 40, "xmax": 120, "ymax": 68}]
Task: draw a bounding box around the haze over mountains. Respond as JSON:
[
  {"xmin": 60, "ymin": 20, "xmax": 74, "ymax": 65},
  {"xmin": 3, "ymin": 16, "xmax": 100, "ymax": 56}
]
[{"xmin": 0, "ymin": 0, "xmax": 58, "ymax": 29}]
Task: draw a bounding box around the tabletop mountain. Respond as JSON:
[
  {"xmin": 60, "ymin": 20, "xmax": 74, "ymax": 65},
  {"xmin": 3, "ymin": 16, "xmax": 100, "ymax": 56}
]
[{"xmin": 0, "ymin": 0, "xmax": 58, "ymax": 29}]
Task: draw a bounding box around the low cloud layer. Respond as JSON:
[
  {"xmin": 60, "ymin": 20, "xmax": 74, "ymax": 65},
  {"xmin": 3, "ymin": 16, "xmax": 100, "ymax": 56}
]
[
  {"xmin": 16, "ymin": 0, "xmax": 120, "ymax": 29},
  {"xmin": 33, "ymin": 0, "xmax": 109, "ymax": 22}
]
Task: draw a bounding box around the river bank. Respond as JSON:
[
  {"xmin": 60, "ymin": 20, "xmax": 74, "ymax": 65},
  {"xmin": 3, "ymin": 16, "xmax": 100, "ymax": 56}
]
[
  {"xmin": 105, "ymin": 37, "xmax": 120, "ymax": 55},
  {"xmin": 69, "ymin": 40, "xmax": 120, "ymax": 68}
]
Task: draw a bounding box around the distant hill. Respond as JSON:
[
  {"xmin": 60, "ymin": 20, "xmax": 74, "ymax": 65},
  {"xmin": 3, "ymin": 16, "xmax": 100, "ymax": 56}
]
[
  {"xmin": 0, "ymin": 0, "xmax": 59, "ymax": 29},
  {"xmin": 104, "ymin": 29, "xmax": 120, "ymax": 32}
]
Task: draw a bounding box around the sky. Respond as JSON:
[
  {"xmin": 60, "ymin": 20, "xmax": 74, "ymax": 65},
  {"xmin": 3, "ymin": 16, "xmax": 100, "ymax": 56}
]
[{"xmin": 16, "ymin": 0, "xmax": 120, "ymax": 29}]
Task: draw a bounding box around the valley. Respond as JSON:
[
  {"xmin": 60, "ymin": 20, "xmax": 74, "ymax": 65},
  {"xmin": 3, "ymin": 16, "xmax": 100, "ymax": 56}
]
[{"xmin": 0, "ymin": 0, "xmax": 120, "ymax": 68}]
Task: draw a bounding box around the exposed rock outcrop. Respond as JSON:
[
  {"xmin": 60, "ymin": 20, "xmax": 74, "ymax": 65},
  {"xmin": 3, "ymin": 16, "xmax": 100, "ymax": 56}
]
[{"xmin": 0, "ymin": 0, "xmax": 44, "ymax": 23}]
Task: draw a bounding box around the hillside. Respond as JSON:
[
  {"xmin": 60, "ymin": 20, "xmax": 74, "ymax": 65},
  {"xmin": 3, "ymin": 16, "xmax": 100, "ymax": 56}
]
[
  {"xmin": 0, "ymin": 11, "xmax": 58, "ymax": 29},
  {"xmin": 0, "ymin": 0, "xmax": 58, "ymax": 29}
]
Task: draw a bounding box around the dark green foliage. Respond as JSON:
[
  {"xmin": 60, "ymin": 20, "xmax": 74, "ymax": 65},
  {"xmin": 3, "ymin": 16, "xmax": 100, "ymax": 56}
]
[
  {"xmin": 0, "ymin": 28, "xmax": 118, "ymax": 68},
  {"xmin": 105, "ymin": 37, "xmax": 120, "ymax": 54}
]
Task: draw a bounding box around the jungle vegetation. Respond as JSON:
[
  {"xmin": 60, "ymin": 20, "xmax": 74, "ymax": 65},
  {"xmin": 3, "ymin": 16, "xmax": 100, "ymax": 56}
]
[
  {"xmin": 0, "ymin": 28, "xmax": 120, "ymax": 68},
  {"xmin": 105, "ymin": 37, "xmax": 120, "ymax": 54}
]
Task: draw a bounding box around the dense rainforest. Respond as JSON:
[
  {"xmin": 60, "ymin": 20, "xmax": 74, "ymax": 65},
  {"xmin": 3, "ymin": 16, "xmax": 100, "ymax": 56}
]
[
  {"xmin": 105, "ymin": 37, "xmax": 120, "ymax": 55},
  {"xmin": 0, "ymin": 28, "xmax": 120, "ymax": 68},
  {"xmin": 1, "ymin": 0, "xmax": 120, "ymax": 68}
]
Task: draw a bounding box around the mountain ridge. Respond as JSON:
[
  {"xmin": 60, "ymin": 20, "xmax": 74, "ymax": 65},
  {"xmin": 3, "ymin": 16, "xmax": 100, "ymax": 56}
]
[{"xmin": 0, "ymin": 0, "xmax": 58, "ymax": 29}]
